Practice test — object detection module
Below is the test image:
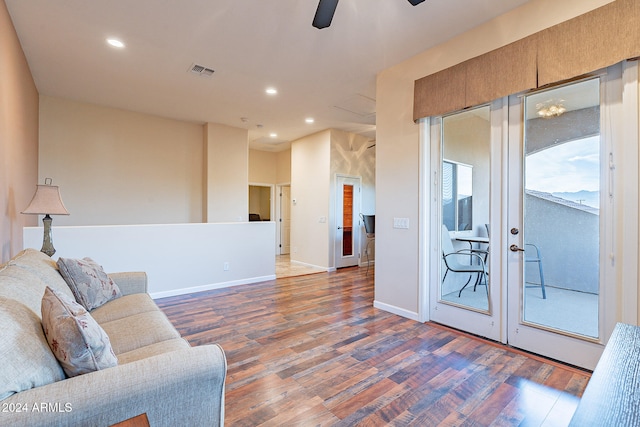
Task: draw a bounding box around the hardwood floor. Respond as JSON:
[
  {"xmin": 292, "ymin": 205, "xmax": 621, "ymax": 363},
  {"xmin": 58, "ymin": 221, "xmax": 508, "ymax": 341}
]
[{"xmin": 156, "ymin": 267, "xmax": 590, "ymax": 426}]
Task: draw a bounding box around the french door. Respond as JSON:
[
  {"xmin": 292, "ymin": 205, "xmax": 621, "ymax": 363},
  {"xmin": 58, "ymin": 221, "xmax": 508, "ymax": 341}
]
[
  {"xmin": 426, "ymin": 63, "xmax": 636, "ymax": 369},
  {"xmin": 506, "ymin": 75, "xmax": 616, "ymax": 369}
]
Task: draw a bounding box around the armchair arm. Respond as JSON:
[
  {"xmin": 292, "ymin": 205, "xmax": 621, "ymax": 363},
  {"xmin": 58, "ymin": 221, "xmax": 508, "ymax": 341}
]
[
  {"xmin": 0, "ymin": 345, "xmax": 227, "ymax": 427},
  {"xmin": 108, "ymin": 272, "xmax": 148, "ymax": 295},
  {"xmin": 454, "ymin": 248, "xmax": 489, "ymax": 256},
  {"xmin": 443, "ymin": 252, "xmax": 487, "ymax": 270}
]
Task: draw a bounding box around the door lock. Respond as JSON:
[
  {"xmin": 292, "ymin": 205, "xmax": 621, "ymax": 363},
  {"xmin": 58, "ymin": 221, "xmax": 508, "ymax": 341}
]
[
  {"xmin": 510, "ymin": 228, "xmax": 519, "ymax": 235},
  {"xmin": 510, "ymin": 244, "xmax": 525, "ymax": 252}
]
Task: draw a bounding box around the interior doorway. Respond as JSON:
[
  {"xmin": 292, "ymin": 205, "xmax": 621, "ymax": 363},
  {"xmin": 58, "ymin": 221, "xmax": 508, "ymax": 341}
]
[
  {"xmin": 248, "ymin": 184, "xmax": 273, "ymax": 222},
  {"xmin": 335, "ymin": 175, "xmax": 362, "ymax": 268}
]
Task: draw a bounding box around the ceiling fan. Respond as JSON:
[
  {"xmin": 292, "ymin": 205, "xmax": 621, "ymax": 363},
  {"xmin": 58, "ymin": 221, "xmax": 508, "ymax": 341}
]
[{"xmin": 313, "ymin": 0, "xmax": 426, "ymax": 29}]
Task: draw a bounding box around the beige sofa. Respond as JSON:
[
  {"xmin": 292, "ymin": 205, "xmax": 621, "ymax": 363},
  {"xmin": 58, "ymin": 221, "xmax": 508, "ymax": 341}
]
[{"xmin": 0, "ymin": 249, "xmax": 226, "ymax": 427}]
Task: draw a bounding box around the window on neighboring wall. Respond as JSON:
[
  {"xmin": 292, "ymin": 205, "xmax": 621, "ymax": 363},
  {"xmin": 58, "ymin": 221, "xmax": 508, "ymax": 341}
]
[{"xmin": 442, "ymin": 160, "xmax": 473, "ymax": 232}]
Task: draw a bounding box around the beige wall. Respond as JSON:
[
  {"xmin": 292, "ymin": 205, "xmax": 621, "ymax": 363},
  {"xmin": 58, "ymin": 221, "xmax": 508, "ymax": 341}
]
[
  {"xmin": 249, "ymin": 150, "xmax": 277, "ymax": 184},
  {"xmin": 276, "ymin": 150, "xmax": 291, "ymax": 184},
  {"xmin": 291, "ymin": 130, "xmax": 331, "ymax": 268},
  {"xmin": 0, "ymin": 0, "xmax": 39, "ymax": 263},
  {"xmin": 375, "ymin": 0, "xmax": 613, "ymax": 317},
  {"xmin": 39, "ymin": 96, "xmax": 204, "ymax": 226},
  {"xmin": 205, "ymin": 123, "xmax": 249, "ymax": 222},
  {"xmin": 248, "ymin": 149, "xmax": 292, "ymax": 185}
]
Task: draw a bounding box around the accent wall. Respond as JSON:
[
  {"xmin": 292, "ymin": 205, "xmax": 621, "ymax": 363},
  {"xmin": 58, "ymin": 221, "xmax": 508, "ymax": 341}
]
[{"xmin": 0, "ymin": 0, "xmax": 39, "ymax": 263}]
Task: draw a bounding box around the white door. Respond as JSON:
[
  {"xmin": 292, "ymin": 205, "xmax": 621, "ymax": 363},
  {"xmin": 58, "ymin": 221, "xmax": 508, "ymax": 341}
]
[
  {"xmin": 335, "ymin": 175, "xmax": 361, "ymax": 268},
  {"xmin": 505, "ymin": 73, "xmax": 620, "ymax": 369},
  {"xmin": 428, "ymin": 102, "xmax": 503, "ymax": 341},
  {"xmin": 279, "ymin": 185, "xmax": 291, "ymax": 255}
]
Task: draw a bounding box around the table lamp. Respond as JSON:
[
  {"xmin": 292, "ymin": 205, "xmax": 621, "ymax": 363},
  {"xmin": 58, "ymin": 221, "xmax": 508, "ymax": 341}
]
[{"xmin": 21, "ymin": 178, "xmax": 69, "ymax": 257}]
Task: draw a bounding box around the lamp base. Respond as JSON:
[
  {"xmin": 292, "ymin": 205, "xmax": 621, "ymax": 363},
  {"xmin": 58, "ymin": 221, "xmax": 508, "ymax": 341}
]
[{"xmin": 41, "ymin": 215, "xmax": 56, "ymax": 257}]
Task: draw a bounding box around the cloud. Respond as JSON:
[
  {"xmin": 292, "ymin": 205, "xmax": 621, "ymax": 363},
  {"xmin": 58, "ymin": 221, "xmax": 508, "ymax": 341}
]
[
  {"xmin": 526, "ymin": 136, "xmax": 600, "ymax": 193},
  {"xmin": 568, "ymin": 153, "xmax": 599, "ymax": 163}
]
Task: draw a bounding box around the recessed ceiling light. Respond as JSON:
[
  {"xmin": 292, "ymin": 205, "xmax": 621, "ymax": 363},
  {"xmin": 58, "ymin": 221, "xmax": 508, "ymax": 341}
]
[
  {"xmin": 106, "ymin": 38, "xmax": 125, "ymax": 48},
  {"xmin": 265, "ymin": 88, "xmax": 278, "ymax": 95},
  {"xmin": 270, "ymin": 133, "xmax": 278, "ymax": 138},
  {"xmin": 305, "ymin": 118, "xmax": 315, "ymax": 124}
]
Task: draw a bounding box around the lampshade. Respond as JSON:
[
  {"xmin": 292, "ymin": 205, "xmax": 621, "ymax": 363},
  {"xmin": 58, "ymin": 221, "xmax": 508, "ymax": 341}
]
[{"xmin": 22, "ymin": 180, "xmax": 70, "ymax": 216}]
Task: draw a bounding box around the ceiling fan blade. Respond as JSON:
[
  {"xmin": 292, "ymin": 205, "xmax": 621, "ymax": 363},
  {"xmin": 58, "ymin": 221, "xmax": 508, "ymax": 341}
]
[
  {"xmin": 407, "ymin": 0, "xmax": 426, "ymax": 5},
  {"xmin": 313, "ymin": 0, "xmax": 339, "ymax": 29}
]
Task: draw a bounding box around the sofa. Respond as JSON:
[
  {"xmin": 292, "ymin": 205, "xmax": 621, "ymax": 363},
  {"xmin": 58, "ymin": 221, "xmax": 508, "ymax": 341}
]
[{"xmin": 0, "ymin": 249, "xmax": 227, "ymax": 427}]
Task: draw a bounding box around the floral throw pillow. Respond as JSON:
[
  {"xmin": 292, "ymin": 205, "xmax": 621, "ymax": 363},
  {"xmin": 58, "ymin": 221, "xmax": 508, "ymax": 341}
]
[
  {"xmin": 57, "ymin": 257, "xmax": 122, "ymax": 311},
  {"xmin": 41, "ymin": 286, "xmax": 118, "ymax": 377}
]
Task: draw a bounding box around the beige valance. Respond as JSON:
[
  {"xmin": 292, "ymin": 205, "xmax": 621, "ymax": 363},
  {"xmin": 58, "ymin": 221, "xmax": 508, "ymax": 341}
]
[{"xmin": 414, "ymin": 0, "xmax": 640, "ymax": 121}]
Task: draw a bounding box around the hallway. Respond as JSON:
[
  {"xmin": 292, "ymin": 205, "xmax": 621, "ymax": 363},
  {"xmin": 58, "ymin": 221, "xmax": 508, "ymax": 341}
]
[{"xmin": 275, "ymin": 254, "xmax": 327, "ymax": 279}]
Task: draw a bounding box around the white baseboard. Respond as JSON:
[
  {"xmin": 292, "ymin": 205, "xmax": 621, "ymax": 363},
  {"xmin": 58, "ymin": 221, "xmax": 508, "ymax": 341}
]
[
  {"xmin": 290, "ymin": 259, "xmax": 328, "ymax": 271},
  {"xmin": 373, "ymin": 300, "xmax": 420, "ymax": 321},
  {"xmin": 150, "ymin": 275, "xmax": 276, "ymax": 299}
]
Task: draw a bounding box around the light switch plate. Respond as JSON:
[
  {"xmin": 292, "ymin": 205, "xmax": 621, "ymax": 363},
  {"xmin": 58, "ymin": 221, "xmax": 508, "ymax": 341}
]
[{"xmin": 393, "ymin": 217, "xmax": 410, "ymax": 229}]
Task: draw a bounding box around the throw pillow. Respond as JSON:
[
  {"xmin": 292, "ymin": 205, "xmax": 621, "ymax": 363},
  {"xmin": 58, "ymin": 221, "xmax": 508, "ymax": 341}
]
[
  {"xmin": 57, "ymin": 257, "xmax": 122, "ymax": 311},
  {"xmin": 0, "ymin": 297, "xmax": 65, "ymax": 401},
  {"xmin": 41, "ymin": 286, "xmax": 118, "ymax": 377}
]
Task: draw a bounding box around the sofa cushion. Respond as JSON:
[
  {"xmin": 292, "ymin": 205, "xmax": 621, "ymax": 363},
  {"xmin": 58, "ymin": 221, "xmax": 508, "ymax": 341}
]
[
  {"xmin": 101, "ymin": 311, "xmax": 182, "ymax": 355},
  {"xmin": 57, "ymin": 257, "xmax": 122, "ymax": 311},
  {"xmin": 0, "ymin": 267, "xmax": 50, "ymax": 318},
  {"xmin": 0, "ymin": 249, "xmax": 75, "ymax": 317},
  {"xmin": 0, "ymin": 297, "xmax": 65, "ymax": 401},
  {"xmin": 41, "ymin": 287, "xmax": 118, "ymax": 377},
  {"xmin": 9, "ymin": 249, "xmax": 75, "ymax": 299},
  {"xmin": 116, "ymin": 338, "xmax": 191, "ymax": 365},
  {"xmin": 90, "ymin": 293, "xmax": 159, "ymax": 324}
]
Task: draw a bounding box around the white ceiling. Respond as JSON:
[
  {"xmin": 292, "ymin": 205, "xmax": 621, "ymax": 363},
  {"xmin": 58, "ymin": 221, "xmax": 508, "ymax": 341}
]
[{"xmin": 6, "ymin": 0, "xmax": 531, "ymax": 151}]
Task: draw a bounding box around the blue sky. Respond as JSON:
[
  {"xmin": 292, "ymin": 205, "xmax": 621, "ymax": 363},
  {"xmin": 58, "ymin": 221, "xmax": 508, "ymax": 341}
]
[{"xmin": 526, "ymin": 136, "xmax": 600, "ymax": 193}]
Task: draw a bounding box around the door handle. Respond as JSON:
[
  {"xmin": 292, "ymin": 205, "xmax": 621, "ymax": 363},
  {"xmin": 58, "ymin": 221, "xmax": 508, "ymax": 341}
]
[
  {"xmin": 337, "ymin": 226, "xmax": 343, "ymax": 230},
  {"xmin": 510, "ymin": 244, "xmax": 525, "ymax": 252}
]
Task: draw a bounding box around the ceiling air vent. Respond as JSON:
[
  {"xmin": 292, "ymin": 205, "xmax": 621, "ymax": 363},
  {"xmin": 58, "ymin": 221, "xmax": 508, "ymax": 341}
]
[{"xmin": 189, "ymin": 63, "xmax": 215, "ymax": 78}]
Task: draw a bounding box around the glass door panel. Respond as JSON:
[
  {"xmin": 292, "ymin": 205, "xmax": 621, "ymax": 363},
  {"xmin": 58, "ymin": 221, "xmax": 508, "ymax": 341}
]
[
  {"xmin": 342, "ymin": 184, "xmax": 354, "ymax": 257},
  {"xmin": 440, "ymin": 106, "xmax": 491, "ymax": 313},
  {"xmin": 522, "ymin": 78, "xmax": 600, "ymax": 338}
]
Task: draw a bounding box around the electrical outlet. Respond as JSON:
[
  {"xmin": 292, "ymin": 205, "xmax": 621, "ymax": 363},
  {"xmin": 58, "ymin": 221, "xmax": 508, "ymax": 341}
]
[{"xmin": 223, "ymin": 262, "xmax": 229, "ymax": 271}]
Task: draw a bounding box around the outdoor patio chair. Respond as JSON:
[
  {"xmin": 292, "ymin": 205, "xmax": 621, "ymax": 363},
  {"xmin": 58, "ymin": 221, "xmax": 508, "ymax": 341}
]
[
  {"xmin": 441, "ymin": 224, "xmax": 488, "ymax": 297},
  {"xmin": 525, "ymin": 243, "xmax": 546, "ymax": 299}
]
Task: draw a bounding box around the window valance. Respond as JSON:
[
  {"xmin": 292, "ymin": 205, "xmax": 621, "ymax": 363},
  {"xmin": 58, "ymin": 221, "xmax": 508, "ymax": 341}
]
[{"xmin": 414, "ymin": 0, "xmax": 640, "ymax": 120}]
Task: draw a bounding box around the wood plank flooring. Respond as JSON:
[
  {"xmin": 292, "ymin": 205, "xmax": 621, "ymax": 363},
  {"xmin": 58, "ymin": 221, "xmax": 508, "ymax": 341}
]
[{"xmin": 156, "ymin": 267, "xmax": 591, "ymax": 426}]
